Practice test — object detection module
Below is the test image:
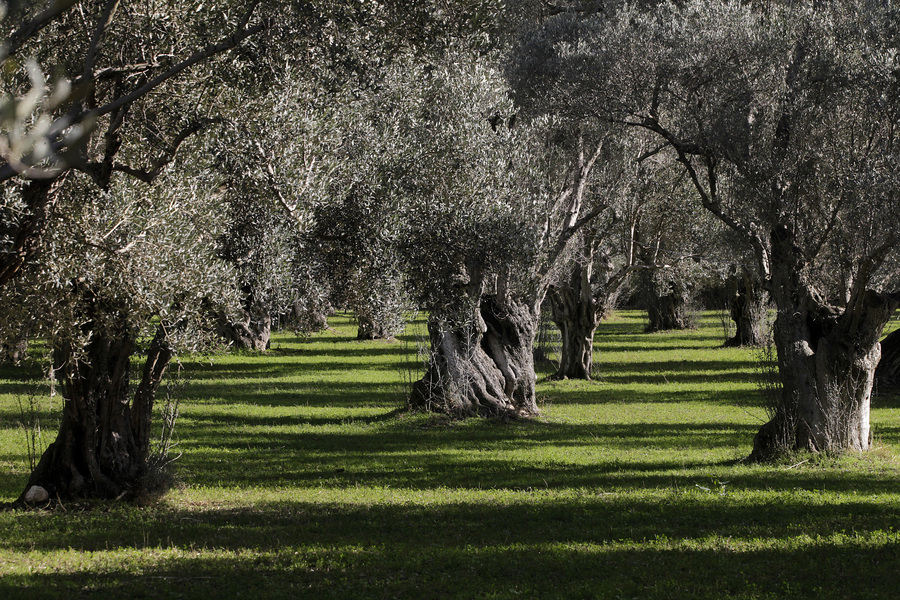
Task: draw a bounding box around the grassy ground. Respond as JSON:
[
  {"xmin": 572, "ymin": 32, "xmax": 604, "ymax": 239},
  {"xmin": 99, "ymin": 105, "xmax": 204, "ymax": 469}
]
[{"xmin": 1, "ymin": 311, "xmax": 899, "ymax": 599}]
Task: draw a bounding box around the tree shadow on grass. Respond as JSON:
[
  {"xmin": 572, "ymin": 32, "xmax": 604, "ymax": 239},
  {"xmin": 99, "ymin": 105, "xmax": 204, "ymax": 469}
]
[
  {"xmin": 168, "ymin": 415, "xmax": 900, "ymax": 496},
  {"xmin": 2, "ymin": 496, "xmax": 900, "ymax": 599}
]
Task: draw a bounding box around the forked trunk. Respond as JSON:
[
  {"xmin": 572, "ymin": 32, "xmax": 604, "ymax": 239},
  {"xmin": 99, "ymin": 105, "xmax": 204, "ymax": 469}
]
[
  {"xmin": 410, "ymin": 295, "xmax": 538, "ymax": 418},
  {"xmin": 725, "ymin": 272, "xmax": 768, "ymax": 347},
  {"xmin": 547, "ymin": 272, "xmax": 601, "ymax": 380},
  {"xmin": 751, "ymin": 225, "xmax": 900, "ymax": 459},
  {"xmin": 18, "ymin": 326, "xmax": 174, "ymax": 502},
  {"xmin": 751, "ymin": 228, "xmax": 899, "ymax": 463}
]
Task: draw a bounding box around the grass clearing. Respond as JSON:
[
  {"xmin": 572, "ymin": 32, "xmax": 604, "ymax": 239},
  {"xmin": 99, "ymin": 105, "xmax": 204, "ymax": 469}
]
[{"xmin": 1, "ymin": 311, "xmax": 900, "ymax": 599}]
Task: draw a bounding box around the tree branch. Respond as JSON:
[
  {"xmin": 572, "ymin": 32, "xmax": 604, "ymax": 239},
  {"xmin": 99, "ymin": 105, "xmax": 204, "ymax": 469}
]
[
  {"xmin": 1, "ymin": 0, "xmax": 81, "ymax": 62},
  {"xmin": 87, "ymin": 19, "xmax": 267, "ymax": 121},
  {"xmin": 82, "ymin": 0, "xmax": 120, "ymax": 80},
  {"xmin": 0, "ymin": 9, "xmax": 267, "ymax": 184},
  {"xmin": 108, "ymin": 118, "xmax": 218, "ymax": 184}
]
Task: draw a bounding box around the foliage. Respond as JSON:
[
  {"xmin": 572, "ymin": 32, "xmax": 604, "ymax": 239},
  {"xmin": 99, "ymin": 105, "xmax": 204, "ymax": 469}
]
[{"xmin": 0, "ymin": 158, "xmax": 236, "ymax": 354}]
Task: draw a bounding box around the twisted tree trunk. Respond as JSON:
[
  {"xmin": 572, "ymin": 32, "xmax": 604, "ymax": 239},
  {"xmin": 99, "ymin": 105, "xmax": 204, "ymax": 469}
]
[
  {"xmin": 645, "ymin": 287, "xmax": 690, "ymax": 332},
  {"xmin": 725, "ymin": 270, "xmax": 768, "ymax": 347},
  {"xmin": 410, "ymin": 295, "xmax": 538, "ymax": 418},
  {"xmin": 546, "ymin": 259, "xmax": 611, "ymax": 380},
  {"xmin": 356, "ymin": 313, "xmax": 390, "ymax": 340},
  {"xmin": 548, "ymin": 284, "xmax": 597, "ymax": 379},
  {"xmin": 220, "ymin": 296, "xmax": 271, "ymax": 351},
  {"xmin": 750, "ymin": 229, "xmax": 900, "ymax": 459},
  {"xmin": 19, "ymin": 325, "xmax": 174, "ymax": 502}
]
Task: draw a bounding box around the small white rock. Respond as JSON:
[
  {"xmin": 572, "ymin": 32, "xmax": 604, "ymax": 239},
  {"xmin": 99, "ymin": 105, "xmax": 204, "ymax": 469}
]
[{"xmin": 24, "ymin": 485, "xmax": 49, "ymax": 504}]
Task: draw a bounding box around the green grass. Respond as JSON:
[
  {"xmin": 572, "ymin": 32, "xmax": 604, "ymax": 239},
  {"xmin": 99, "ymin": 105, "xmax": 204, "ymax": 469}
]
[{"xmin": 1, "ymin": 311, "xmax": 900, "ymax": 599}]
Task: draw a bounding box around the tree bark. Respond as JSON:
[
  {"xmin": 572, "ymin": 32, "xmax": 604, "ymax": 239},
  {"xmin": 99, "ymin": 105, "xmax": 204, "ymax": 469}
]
[
  {"xmin": 875, "ymin": 327, "xmax": 900, "ymax": 384},
  {"xmin": 220, "ymin": 297, "xmax": 271, "ymax": 351},
  {"xmin": 645, "ymin": 287, "xmax": 690, "ymax": 332},
  {"xmin": 18, "ymin": 325, "xmax": 174, "ymax": 502},
  {"xmin": 547, "ymin": 263, "xmax": 603, "ymax": 380},
  {"xmin": 355, "ymin": 311, "xmax": 393, "ymax": 340},
  {"xmin": 410, "ymin": 295, "xmax": 538, "ymax": 418},
  {"xmin": 750, "ymin": 228, "xmax": 900, "ymax": 459},
  {"xmin": 725, "ymin": 270, "xmax": 768, "ymax": 347}
]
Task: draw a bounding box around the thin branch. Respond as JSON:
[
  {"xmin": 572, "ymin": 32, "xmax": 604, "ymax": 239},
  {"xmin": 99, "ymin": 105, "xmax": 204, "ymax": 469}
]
[
  {"xmin": 109, "ymin": 118, "xmax": 217, "ymax": 184},
  {"xmin": 0, "ymin": 11, "xmax": 267, "ymax": 184},
  {"xmin": 87, "ymin": 19, "xmax": 267, "ymax": 121},
  {"xmin": 1, "ymin": 0, "xmax": 81, "ymax": 62},
  {"xmin": 83, "ymin": 0, "xmax": 121, "ymax": 80}
]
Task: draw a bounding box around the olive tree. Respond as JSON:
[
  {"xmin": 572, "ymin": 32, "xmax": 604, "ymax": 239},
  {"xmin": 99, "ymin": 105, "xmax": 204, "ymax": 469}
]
[
  {"xmin": 541, "ymin": 131, "xmax": 685, "ymax": 379},
  {"xmin": 507, "ymin": 17, "xmax": 709, "ymax": 379},
  {"xmin": 517, "ymin": 0, "xmax": 900, "ymax": 455},
  {"xmin": 355, "ymin": 50, "xmax": 614, "ymax": 417},
  {"xmin": 4, "ymin": 161, "xmax": 237, "ymax": 502},
  {"xmin": 0, "ymin": 0, "xmax": 268, "ymax": 502},
  {"xmin": 0, "ymin": 0, "xmax": 267, "ymax": 286}
]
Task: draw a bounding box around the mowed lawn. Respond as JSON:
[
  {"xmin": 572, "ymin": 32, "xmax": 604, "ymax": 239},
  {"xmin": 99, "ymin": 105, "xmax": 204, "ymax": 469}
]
[{"xmin": 1, "ymin": 311, "xmax": 899, "ymax": 599}]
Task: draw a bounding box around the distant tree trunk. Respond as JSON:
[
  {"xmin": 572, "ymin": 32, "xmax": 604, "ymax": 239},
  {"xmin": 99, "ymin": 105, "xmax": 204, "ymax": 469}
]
[
  {"xmin": 750, "ymin": 230, "xmax": 900, "ymax": 460},
  {"xmin": 876, "ymin": 327, "xmax": 900, "ymax": 383},
  {"xmin": 410, "ymin": 295, "xmax": 538, "ymax": 417},
  {"xmin": 355, "ymin": 309, "xmax": 398, "ymax": 340},
  {"xmin": 645, "ymin": 284, "xmax": 690, "ymax": 332},
  {"xmin": 19, "ymin": 324, "xmax": 174, "ymax": 502},
  {"xmin": 548, "ymin": 284, "xmax": 596, "ymax": 379},
  {"xmin": 547, "ymin": 259, "xmax": 613, "ymax": 380},
  {"xmin": 0, "ymin": 336, "xmax": 28, "ymax": 363},
  {"xmin": 725, "ymin": 270, "xmax": 768, "ymax": 347},
  {"xmin": 221, "ymin": 297, "xmax": 271, "ymax": 351}
]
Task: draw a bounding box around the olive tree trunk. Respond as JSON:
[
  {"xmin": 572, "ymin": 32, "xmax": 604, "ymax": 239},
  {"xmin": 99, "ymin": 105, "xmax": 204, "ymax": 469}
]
[
  {"xmin": 645, "ymin": 287, "xmax": 691, "ymax": 332},
  {"xmin": 725, "ymin": 270, "xmax": 769, "ymax": 347},
  {"xmin": 548, "ymin": 282, "xmax": 597, "ymax": 379},
  {"xmin": 751, "ymin": 231, "xmax": 900, "ymax": 459},
  {"xmin": 18, "ymin": 326, "xmax": 174, "ymax": 502},
  {"xmin": 546, "ymin": 259, "xmax": 617, "ymax": 380},
  {"xmin": 220, "ymin": 297, "xmax": 271, "ymax": 351},
  {"xmin": 410, "ymin": 295, "xmax": 538, "ymax": 418},
  {"xmin": 354, "ymin": 306, "xmax": 402, "ymax": 340}
]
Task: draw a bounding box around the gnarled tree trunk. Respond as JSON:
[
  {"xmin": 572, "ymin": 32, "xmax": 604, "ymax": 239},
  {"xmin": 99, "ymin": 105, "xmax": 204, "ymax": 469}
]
[
  {"xmin": 725, "ymin": 270, "xmax": 768, "ymax": 347},
  {"xmin": 548, "ymin": 282, "xmax": 597, "ymax": 379},
  {"xmin": 354, "ymin": 306, "xmax": 402, "ymax": 341},
  {"xmin": 356, "ymin": 313, "xmax": 390, "ymax": 340},
  {"xmin": 220, "ymin": 297, "xmax": 271, "ymax": 351},
  {"xmin": 546, "ymin": 258, "xmax": 616, "ymax": 380},
  {"xmin": 751, "ymin": 229, "xmax": 900, "ymax": 459},
  {"xmin": 645, "ymin": 287, "xmax": 690, "ymax": 332},
  {"xmin": 410, "ymin": 295, "xmax": 537, "ymax": 418},
  {"xmin": 18, "ymin": 325, "xmax": 174, "ymax": 502}
]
